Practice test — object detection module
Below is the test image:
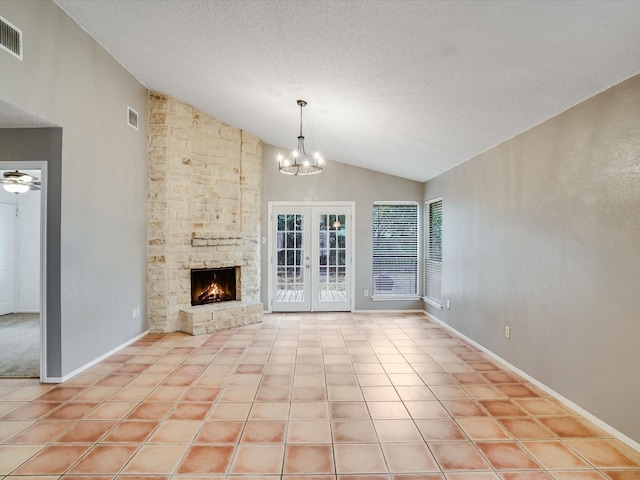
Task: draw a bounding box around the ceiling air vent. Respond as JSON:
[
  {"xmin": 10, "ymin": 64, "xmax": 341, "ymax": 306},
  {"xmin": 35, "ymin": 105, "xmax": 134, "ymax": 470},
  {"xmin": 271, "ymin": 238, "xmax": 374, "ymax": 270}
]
[{"xmin": 0, "ymin": 15, "xmax": 23, "ymax": 61}]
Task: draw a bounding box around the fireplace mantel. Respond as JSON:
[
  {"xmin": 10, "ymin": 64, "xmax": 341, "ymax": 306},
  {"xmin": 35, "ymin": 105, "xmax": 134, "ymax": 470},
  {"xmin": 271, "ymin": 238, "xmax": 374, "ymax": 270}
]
[{"xmin": 191, "ymin": 233, "xmax": 243, "ymax": 247}]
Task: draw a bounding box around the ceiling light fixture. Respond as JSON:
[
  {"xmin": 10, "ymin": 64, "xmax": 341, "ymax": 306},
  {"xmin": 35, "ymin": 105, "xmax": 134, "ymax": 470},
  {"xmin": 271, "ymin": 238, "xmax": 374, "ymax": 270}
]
[
  {"xmin": 0, "ymin": 170, "xmax": 41, "ymax": 194},
  {"xmin": 278, "ymin": 99, "xmax": 324, "ymax": 175}
]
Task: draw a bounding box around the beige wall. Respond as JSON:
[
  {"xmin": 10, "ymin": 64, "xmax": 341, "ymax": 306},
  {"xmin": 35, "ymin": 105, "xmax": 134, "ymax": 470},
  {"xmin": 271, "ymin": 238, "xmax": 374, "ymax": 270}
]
[
  {"xmin": 262, "ymin": 144, "xmax": 424, "ymax": 311},
  {"xmin": 424, "ymin": 75, "xmax": 640, "ymax": 443},
  {"xmin": 0, "ymin": 1, "xmax": 148, "ymax": 377}
]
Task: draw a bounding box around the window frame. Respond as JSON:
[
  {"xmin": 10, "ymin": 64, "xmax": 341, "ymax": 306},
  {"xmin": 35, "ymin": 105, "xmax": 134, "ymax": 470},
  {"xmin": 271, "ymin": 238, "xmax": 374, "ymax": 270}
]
[
  {"xmin": 371, "ymin": 201, "xmax": 420, "ymax": 300},
  {"xmin": 423, "ymin": 196, "xmax": 443, "ymax": 309}
]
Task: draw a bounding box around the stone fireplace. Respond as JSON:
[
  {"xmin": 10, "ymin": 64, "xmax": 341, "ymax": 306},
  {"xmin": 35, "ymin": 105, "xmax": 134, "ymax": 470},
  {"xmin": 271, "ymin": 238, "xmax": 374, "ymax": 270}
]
[{"xmin": 147, "ymin": 92, "xmax": 263, "ymax": 334}]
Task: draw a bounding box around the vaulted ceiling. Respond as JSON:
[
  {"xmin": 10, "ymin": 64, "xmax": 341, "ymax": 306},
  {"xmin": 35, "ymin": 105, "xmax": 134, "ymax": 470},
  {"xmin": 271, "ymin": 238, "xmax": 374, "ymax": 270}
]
[{"xmin": 52, "ymin": 0, "xmax": 640, "ymax": 182}]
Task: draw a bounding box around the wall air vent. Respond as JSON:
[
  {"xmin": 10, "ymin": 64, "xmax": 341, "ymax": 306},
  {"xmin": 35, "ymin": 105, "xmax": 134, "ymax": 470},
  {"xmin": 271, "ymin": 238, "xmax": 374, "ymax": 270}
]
[
  {"xmin": 127, "ymin": 106, "xmax": 138, "ymax": 130},
  {"xmin": 0, "ymin": 15, "xmax": 23, "ymax": 61}
]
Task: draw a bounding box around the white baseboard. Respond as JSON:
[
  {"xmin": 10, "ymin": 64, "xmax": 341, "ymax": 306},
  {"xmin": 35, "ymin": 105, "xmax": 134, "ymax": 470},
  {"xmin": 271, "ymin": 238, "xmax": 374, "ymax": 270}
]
[
  {"xmin": 354, "ymin": 309, "xmax": 425, "ymax": 313},
  {"xmin": 424, "ymin": 311, "xmax": 640, "ymax": 454},
  {"xmin": 41, "ymin": 330, "xmax": 149, "ymax": 384},
  {"xmin": 263, "ymin": 309, "xmax": 426, "ymax": 315}
]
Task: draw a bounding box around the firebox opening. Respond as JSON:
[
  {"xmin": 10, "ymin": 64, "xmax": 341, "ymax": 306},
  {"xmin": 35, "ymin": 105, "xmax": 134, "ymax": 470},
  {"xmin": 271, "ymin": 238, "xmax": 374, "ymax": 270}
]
[{"xmin": 191, "ymin": 267, "xmax": 238, "ymax": 306}]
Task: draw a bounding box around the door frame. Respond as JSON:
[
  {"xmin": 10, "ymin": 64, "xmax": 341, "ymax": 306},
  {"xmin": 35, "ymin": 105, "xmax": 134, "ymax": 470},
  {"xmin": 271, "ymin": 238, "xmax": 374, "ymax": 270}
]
[
  {"xmin": 0, "ymin": 161, "xmax": 47, "ymax": 382},
  {"xmin": 267, "ymin": 201, "xmax": 355, "ymax": 313}
]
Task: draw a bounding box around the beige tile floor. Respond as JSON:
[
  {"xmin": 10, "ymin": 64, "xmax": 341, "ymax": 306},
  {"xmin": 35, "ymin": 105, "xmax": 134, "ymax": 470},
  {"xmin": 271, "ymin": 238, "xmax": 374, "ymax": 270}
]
[{"xmin": 0, "ymin": 312, "xmax": 639, "ymax": 479}]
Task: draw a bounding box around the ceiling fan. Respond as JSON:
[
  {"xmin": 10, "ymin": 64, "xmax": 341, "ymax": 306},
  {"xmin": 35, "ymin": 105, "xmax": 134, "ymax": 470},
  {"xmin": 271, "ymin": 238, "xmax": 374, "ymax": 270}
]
[{"xmin": 0, "ymin": 170, "xmax": 41, "ymax": 194}]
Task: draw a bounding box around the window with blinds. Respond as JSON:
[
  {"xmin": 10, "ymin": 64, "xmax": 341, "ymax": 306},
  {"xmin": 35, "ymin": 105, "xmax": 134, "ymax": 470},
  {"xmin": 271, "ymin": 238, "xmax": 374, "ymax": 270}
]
[
  {"xmin": 372, "ymin": 202, "xmax": 419, "ymax": 298},
  {"xmin": 424, "ymin": 197, "xmax": 443, "ymax": 307}
]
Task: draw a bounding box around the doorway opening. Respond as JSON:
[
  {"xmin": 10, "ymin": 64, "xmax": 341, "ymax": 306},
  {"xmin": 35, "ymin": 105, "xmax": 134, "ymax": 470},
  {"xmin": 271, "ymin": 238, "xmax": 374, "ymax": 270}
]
[{"xmin": 0, "ymin": 165, "xmax": 45, "ymax": 379}]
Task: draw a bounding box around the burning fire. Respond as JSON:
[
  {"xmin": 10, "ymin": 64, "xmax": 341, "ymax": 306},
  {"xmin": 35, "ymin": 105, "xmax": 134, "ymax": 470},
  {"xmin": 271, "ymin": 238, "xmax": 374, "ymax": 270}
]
[
  {"xmin": 192, "ymin": 268, "xmax": 237, "ymax": 306},
  {"xmin": 197, "ymin": 278, "xmax": 228, "ymax": 303}
]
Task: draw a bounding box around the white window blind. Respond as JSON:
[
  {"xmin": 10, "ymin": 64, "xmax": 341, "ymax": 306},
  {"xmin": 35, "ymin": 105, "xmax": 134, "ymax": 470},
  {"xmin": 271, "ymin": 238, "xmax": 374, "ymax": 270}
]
[
  {"xmin": 372, "ymin": 202, "xmax": 419, "ymax": 297},
  {"xmin": 424, "ymin": 198, "xmax": 443, "ymax": 307}
]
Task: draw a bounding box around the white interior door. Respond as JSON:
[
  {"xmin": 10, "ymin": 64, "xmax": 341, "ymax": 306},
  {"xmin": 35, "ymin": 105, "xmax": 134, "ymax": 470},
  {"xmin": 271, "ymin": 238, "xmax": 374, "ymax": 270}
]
[
  {"xmin": 0, "ymin": 202, "xmax": 16, "ymax": 316},
  {"xmin": 271, "ymin": 203, "xmax": 352, "ymax": 312}
]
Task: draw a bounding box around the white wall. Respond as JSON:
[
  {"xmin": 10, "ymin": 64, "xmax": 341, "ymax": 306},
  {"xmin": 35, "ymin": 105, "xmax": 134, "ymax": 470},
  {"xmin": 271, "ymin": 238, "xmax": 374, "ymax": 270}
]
[
  {"xmin": 0, "ymin": 186, "xmax": 18, "ymax": 203},
  {"xmin": 0, "ymin": 187, "xmax": 17, "ymax": 204},
  {"xmin": 0, "ymin": 188, "xmax": 17, "ymax": 315},
  {"xmin": 16, "ymin": 188, "xmax": 40, "ymax": 312}
]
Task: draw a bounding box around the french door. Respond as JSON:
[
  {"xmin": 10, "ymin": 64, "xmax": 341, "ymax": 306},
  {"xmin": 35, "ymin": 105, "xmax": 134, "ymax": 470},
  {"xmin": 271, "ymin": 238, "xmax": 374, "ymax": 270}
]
[{"xmin": 270, "ymin": 203, "xmax": 353, "ymax": 312}]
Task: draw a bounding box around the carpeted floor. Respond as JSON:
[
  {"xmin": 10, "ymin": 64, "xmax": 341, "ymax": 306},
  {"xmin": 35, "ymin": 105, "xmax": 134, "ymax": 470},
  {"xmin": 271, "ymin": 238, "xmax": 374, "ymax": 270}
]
[{"xmin": 0, "ymin": 313, "xmax": 39, "ymax": 378}]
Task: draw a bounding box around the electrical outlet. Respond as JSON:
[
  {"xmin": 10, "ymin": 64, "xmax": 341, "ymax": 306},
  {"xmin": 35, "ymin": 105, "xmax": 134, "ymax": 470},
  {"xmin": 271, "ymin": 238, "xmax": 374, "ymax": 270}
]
[
  {"xmin": 364, "ymin": 290, "xmax": 369, "ymax": 297},
  {"xmin": 504, "ymin": 326, "xmax": 510, "ymax": 339},
  {"xmin": 136, "ymin": 307, "xmax": 140, "ymax": 317},
  {"xmin": 132, "ymin": 308, "xmax": 136, "ymax": 318}
]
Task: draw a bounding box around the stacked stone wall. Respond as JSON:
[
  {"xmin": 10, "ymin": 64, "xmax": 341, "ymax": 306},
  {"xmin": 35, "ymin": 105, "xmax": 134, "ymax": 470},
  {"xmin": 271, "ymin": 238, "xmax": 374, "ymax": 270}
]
[{"xmin": 147, "ymin": 92, "xmax": 262, "ymax": 333}]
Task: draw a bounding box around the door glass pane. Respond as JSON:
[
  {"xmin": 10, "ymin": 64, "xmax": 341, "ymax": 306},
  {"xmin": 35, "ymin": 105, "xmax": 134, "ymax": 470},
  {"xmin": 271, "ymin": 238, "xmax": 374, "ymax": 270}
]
[
  {"xmin": 287, "ymin": 266, "xmax": 295, "ymax": 281},
  {"xmin": 317, "ymin": 212, "xmax": 347, "ymax": 303},
  {"xmin": 276, "ymin": 214, "xmax": 305, "ymax": 303},
  {"xmin": 319, "ymin": 215, "xmax": 327, "ymax": 231},
  {"xmin": 319, "ymin": 231, "xmax": 327, "ymax": 248},
  {"xmin": 319, "ymin": 249, "xmax": 327, "ymax": 265},
  {"xmin": 338, "ymin": 232, "xmax": 345, "ymax": 248},
  {"xmin": 319, "ymin": 266, "xmax": 327, "ymax": 284}
]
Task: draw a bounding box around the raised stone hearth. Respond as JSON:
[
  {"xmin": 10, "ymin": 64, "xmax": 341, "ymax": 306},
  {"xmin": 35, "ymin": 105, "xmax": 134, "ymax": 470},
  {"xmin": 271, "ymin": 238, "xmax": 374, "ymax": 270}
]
[
  {"xmin": 147, "ymin": 92, "xmax": 263, "ymax": 334},
  {"xmin": 179, "ymin": 301, "xmax": 263, "ymax": 335}
]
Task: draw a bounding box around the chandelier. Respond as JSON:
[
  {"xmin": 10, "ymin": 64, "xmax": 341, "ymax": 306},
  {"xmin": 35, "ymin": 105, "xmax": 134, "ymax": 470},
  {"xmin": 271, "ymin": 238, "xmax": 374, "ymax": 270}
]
[
  {"xmin": 0, "ymin": 170, "xmax": 41, "ymax": 194},
  {"xmin": 278, "ymin": 99, "xmax": 324, "ymax": 175}
]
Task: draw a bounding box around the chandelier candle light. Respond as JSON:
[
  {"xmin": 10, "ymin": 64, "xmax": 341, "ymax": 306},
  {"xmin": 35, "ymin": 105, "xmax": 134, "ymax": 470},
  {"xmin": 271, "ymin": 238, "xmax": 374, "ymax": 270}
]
[{"xmin": 278, "ymin": 99, "xmax": 324, "ymax": 175}]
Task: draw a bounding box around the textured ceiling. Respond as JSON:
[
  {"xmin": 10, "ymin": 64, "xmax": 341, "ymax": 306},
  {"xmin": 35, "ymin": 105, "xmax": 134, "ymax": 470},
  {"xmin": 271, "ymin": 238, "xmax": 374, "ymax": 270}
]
[
  {"xmin": 0, "ymin": 99, "xmax": 57, "ymax": 129},
  {"xmin": 51, "ymin": 0, "xmax": 640, "ymax": 182}
]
